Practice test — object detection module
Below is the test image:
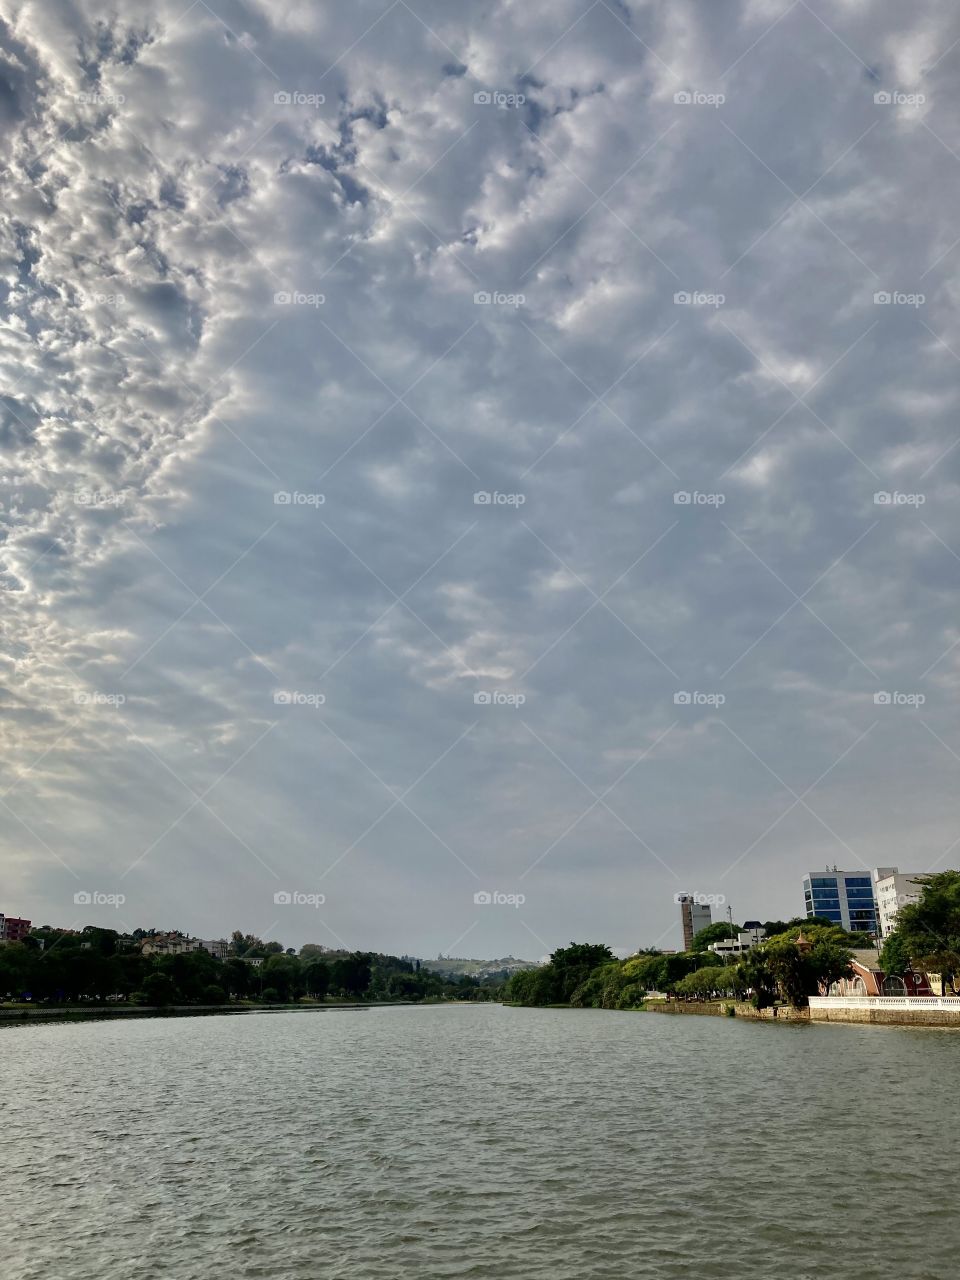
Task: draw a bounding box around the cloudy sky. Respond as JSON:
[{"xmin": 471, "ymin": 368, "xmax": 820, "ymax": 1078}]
[{"xmin": 2, "ymin": 0, "xmax": 960, "ymax": 959}]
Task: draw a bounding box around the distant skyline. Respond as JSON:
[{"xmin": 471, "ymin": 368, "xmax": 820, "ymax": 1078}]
[{"xmin": 2, "ymin": 1, "xmax": 960, "ymax": 958}]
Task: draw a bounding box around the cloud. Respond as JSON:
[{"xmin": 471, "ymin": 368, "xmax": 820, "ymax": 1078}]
[{"xmin": 1, "ymin": 0, "xmax": 960, "ymax": 955}]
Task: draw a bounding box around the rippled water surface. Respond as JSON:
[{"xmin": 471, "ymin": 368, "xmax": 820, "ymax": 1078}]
[{"xmin": 2, "ymin": 1005, "xmax": 956, "ymax": 1279}]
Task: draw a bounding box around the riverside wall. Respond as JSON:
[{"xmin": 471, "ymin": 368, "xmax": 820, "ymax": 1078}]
[{"xmin": 645, "ymin": 998, "xmax": 960, "ymax": 1027}]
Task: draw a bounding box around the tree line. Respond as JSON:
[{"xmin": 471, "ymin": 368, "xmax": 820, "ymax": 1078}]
[
  {"xmin": 507, "ymin": 920, "xmax": 865, "ymax": 1011},
  {"xmin": 0, "ymin": 927, "xmax": 503, "ymax": 1006}
]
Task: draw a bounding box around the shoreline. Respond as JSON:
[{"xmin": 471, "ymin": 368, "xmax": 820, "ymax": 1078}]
[{"xmin": 0, "ymin": 999, "xmax": 483, "ymax": 1027}]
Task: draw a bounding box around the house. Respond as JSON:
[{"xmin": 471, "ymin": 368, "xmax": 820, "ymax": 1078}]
[
  {"xmin": 826, "ymin": 950, "xmax": 933, "ymax": 997},
  {"xmin": 140, "ymin": 935, "xmax": 201, "ymax": 957}
]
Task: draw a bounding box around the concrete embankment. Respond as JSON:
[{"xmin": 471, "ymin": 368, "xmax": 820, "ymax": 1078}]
[
  {"xmin": 644, "ymin": 1000, "xmax": 809, "ymax": 1022},
  {"xmin": 647, "ymin": 998, "xmax": 960, "ymax": 1027}
]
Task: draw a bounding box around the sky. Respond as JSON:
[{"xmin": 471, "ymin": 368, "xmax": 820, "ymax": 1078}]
[{"xmin": 1, "ymin": 0, "xmax": 960, "ymax": 960}]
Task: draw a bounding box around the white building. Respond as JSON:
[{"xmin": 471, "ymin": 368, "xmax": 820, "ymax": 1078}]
[
  {"xmin": 199, "ymin": 939, "xmax": 229, "ymax": 960},
  {"xmin": 873, "ymin": 867, "xmax": 929, "ymax": 937},
  {"xmin": 708, "ymin": 925, "xmax": 766, "ymax": 959}
]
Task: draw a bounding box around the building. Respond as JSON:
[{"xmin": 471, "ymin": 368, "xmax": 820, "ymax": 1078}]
[
  {"xmin": 802, "ymin": 869, "xmax": 878, "ymax": 935},
  {"xmin": 199, "ymin": 939, "xmax": 229, "ymax": 960},
  {"xmin": 873, "ymin": 866, "xmax": 929, "ymax": 937},
  {"xmin": 826, "ymin": 950, "xmax": 933, "ymax": 998},
  {"xmin": 140, "ymin": 935, "xmax": 201, "ymax": 957},
  {"xmin": 0, "ymin": 914, "xmax": 31, "ymax": 943},
  {"xmin": 708, "ymin": 925, "xmax": 766, "ymax": 959},
  {"xmin": 677, "ymin": 894, "xmax": 712, "ymax": 950}
]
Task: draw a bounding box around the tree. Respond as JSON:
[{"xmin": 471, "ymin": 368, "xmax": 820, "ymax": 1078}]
[
  {"xmin": 329, "ymin": 953, "xmax": 372, "ymax": 997},
  {"xmin": 223, "ymin": 957, "xmax": 252, "ymax": 999},
  {"xmin": 890, "ymin": 872, "xmax": 960, "ymax": 993},
  {"xmin": 303, "ymin": 959, "xmax": 330, "ymax": 1000},
  {"xmin": 673, "ymin": 966, "xmax": 732, "ymax": 1000},
  {"xmin": 261, "ymin": 954, "xmax": 302, "ymax": 1002},
  {"xmin": 878, "ymin": 931, "xmax": 910, "ymax": 977},
  {"xmin": 138, "ymin": 972, "xmax": 178, "ymax": 1006}
]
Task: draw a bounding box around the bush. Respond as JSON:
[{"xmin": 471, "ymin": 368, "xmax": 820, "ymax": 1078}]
[
  {"xmin": 261, "ymin": 986, "xmax": 281, "ymax": 1003},
  {"xmin": 201, "ymin": 984, "xmax": 227, "ymax": 1005}
]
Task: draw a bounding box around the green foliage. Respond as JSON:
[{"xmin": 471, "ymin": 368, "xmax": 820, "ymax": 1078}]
[
  {"xmin": 0, "ymin": 930, "xmax": 502, "ymax": 1009},
  {"xmin": 886, "ymin": 872, "xmax": 960, "ymax": 990},
  {"xmin": 673, "ymin": 966, "xmax": 733, "ymax": 999}
]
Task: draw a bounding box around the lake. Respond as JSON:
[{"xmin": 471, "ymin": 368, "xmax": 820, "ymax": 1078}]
[{"xmin": 1, "ymin": 1004, "xmax": 955, "ymax": 1278}]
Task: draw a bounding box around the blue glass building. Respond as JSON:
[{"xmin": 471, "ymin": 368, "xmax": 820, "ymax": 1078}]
[{"xmin": 802, "ymin": 870, "xmax": 878, "ymax": 935}]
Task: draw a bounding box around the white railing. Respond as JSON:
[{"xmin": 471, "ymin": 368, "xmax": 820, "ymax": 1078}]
[{"xmin": 809, "ymin": 995, "xmax": 960, "ymax": 1010}]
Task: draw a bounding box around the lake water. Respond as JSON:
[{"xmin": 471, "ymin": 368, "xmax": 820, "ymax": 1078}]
[{"xmin": 1, "ymin": 1004, "xmax": 955, "ymax": 1279}]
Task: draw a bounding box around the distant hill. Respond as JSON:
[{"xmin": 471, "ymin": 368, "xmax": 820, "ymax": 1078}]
[{"xmin": 422, "ymin": 955, "xmax": 540, "ymax": 979}]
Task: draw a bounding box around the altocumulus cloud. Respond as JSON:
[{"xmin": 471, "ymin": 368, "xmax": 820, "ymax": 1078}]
[{"xmin": 1, "ymin": 0, "xmax": 960, "ymax": 956}]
